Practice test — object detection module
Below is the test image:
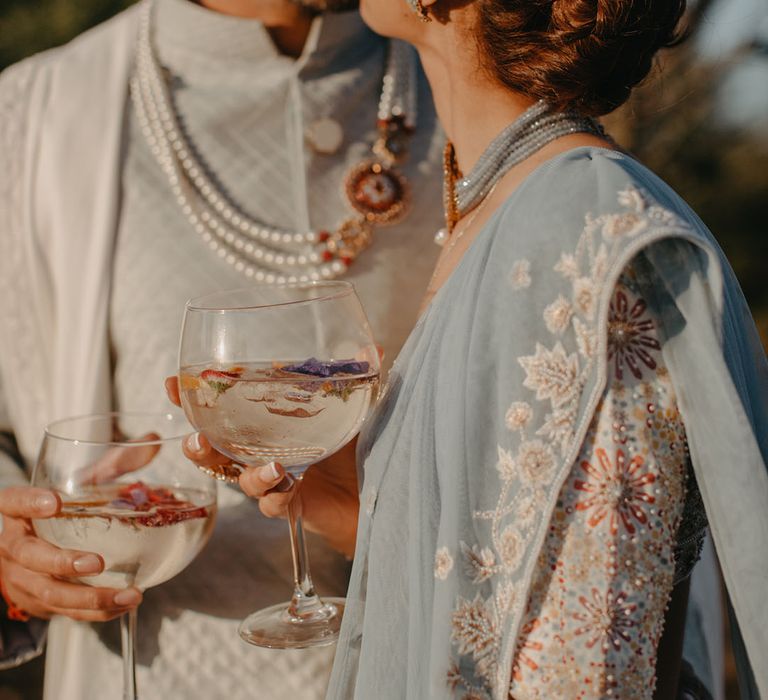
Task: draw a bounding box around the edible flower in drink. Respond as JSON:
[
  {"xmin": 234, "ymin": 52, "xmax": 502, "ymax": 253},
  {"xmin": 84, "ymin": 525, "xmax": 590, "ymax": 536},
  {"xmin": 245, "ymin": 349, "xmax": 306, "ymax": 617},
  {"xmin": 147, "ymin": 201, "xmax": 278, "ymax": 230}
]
[
  {"xmin": 281, "ymin": 358, "xmax": 369, "ymax": 377},
  {"xmin": 110, "ymin": 481, "xmax": 209, "ymax": 527}
]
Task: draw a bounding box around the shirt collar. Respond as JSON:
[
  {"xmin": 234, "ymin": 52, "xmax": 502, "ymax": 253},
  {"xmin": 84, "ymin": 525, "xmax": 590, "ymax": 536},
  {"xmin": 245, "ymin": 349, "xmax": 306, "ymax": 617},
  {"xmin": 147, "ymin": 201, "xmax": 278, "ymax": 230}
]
[{"xmin": 154, "ymin": 0, "xmax": 381, "ymax": 76}]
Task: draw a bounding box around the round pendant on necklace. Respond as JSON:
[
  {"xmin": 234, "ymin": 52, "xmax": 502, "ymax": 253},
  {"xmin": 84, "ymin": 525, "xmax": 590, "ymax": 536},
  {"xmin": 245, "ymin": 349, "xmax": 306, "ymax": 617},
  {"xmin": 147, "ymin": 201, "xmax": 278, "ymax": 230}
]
[
  {"xmin": 344, "ymin": 161, "xmax": 410, "ymax": 225},
  {"xmin": 305, "ymin": 118, "xmax": 344, "ymax": 155}
]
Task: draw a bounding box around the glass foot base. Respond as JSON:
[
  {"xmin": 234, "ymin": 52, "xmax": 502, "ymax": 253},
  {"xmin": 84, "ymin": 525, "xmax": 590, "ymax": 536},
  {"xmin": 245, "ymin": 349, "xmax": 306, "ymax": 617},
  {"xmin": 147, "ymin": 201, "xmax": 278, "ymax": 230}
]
[{"xmin": 238, "ymin": 597, "xmax": 345, "ymax": 649}]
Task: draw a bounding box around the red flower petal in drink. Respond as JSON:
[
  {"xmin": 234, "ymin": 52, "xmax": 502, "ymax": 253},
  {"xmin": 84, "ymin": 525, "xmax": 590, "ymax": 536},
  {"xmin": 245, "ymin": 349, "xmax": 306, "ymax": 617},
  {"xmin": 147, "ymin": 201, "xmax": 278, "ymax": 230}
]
[
  {"xmin": 201, "ymin": 368, "xmax": 241, "ymax": 382},
  {"xmin": 135, "ymin": 506, "xmax": 209, "ymax": 528},
  {"xmin": 112, "ymin": 481, "xmax": 209, "ymax": 527},
  {"xmin": 200, "ymin": 368, "xmax": 242, "ymax": 396}
]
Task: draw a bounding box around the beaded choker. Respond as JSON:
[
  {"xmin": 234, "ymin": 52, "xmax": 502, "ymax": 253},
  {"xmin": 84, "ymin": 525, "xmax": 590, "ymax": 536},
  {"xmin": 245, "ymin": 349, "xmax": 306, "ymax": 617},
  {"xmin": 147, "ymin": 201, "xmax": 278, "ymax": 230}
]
[
  {"xmin": 131, "ymin": 0, "xmax": 418, "ymax": 283},
  {"xmin": 436, "ymin": 101, "xmax": 603, "ymax": 245}
]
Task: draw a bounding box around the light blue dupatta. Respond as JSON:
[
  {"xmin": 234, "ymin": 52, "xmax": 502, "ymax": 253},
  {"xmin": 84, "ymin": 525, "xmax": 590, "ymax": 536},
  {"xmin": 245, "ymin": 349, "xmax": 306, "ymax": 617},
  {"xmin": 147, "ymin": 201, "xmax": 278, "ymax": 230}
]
[{"xmin": 327, "ymin": 148, "xmax": 768, "ymax": 699}]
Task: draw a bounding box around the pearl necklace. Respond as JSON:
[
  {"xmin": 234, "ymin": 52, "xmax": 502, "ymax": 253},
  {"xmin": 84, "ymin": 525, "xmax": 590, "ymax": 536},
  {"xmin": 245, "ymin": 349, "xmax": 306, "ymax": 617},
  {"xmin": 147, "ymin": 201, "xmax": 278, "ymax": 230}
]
[
  {"xmin": 436, "ymin": 101, "xmax": 603, "ymax": 245},
  {"xmin": 131, "ymin": 0, "xmax": 418, "ymax": 283}
]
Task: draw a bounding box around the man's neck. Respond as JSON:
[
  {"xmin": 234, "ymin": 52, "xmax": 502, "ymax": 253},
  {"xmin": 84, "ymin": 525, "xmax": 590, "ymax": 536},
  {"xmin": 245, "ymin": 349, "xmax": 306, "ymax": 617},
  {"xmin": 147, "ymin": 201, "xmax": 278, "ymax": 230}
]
[{"xmin": 196, "ymin": 0, "xmax": 314, "ymax": 57}]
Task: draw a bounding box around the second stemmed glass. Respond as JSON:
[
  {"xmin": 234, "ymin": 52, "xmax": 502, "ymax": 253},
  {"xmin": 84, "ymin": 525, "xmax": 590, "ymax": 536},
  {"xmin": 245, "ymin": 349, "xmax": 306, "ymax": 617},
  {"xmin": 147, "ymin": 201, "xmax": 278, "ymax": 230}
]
[
  {"xmin": 178, "ymin": 282, "xmax": 380, "ymax": 649},
  {"xmin": 31, "ymin": 412, "xmax": 217, "ymax": 700}
]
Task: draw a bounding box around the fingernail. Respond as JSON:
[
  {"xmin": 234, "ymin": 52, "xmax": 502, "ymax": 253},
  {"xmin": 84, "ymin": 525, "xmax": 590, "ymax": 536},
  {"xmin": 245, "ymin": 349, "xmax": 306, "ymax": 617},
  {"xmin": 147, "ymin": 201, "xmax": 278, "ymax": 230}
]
[
  {"xmin": 259, "ymin": 462, "xmax": 280, "ymax": 482},
  {"xmin": 73, "ymin": 554, "xmax": 102, "ymax": 574},
  {"xmin": 185, "ymin": 433, "xmax": 202, "ymax": 454},
  {"xmin": 114, "ymin": 589, "xmax": 142, "ymax": 607},
  {"xmin": 35, "ymin": 493, "xmax": 58, "ymax": 512}
]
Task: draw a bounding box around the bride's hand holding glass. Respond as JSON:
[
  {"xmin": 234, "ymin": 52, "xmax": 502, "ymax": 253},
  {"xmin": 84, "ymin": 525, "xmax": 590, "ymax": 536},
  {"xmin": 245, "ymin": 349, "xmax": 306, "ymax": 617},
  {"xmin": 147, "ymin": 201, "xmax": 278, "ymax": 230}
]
[
  {"xmin": 165, "ymin": 375, "xmax": 360, "ymax": 558},
  {"xmin": 174, "ymin": 282, "xmax": 378, "ymax": 648}
]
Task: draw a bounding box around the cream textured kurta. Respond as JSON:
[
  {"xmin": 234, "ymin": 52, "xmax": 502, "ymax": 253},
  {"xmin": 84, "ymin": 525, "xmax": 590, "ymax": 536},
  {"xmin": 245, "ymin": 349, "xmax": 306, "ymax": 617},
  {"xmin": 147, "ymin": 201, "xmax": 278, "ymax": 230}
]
[{"xmin": 0, "ymin": 1, "xmax": 443, "ymax": 697}]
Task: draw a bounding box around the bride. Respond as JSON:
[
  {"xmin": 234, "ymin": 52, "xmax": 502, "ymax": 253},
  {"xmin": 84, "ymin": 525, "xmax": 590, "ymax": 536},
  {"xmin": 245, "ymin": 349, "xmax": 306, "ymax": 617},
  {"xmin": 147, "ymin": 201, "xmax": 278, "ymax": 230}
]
[{"xmin": 179, "ymin": 0, "xmax": 768, "ymax": 697}]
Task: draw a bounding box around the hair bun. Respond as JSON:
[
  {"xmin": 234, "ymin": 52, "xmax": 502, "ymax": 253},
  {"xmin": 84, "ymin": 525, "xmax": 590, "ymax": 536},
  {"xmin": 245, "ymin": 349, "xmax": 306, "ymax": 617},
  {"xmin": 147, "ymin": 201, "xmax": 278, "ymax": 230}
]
[{"xmin": 477, "ymin": 0, "xmax": 686, "ymax": 115}]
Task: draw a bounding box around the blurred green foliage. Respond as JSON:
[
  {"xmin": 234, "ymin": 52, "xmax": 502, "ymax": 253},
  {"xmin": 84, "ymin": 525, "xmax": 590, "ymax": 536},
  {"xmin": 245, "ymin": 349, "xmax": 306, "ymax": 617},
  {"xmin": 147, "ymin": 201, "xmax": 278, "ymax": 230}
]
[
  {"xmin": 607, "ymin": 37, "xmax": 768, "ymax": 349},
  {"xmin": 665, "ymin": 131, "xmax": 768, "ymax": 345},
  {"xmin": 0, "ymin": 0, "xmax": 136, "ymax": 71}
]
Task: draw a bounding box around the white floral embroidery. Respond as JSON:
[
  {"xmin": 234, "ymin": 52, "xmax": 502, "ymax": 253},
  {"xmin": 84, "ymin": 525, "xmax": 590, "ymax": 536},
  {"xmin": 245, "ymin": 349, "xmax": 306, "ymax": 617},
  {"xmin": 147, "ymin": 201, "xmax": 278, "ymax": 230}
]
[
  {"xmin": 618, "ymin": 186, "xmax": 646, "ymax": 213},
  {"xmin": 519, "ymin": 342, "xmax": 580, "ymax": 409},
  {"xmin": 516, "ymin": 440, "xmax": 556, "ymax": 482},
  {"xmin": 648, "ymin": 205, "xmax": 679, "ymax": 225},
  {"xmin": 554, "ymin": 252, "xmax": 579, "ymax": 280},
  {"xmin": 572, "ymin": 276, "xmax": 597, "ymax": 319},
  {"xmin": 509, "ymin": 259, "xmax": 532, "ymax": 290},
  {"xmin": 461, "ymin": 542, "xmax": 497, "ymax": 583},
  {"xmin": 505, "ymin": 402, "xmax": 532, "ymax": 432},
  {"xmin": 515, "ymin": 493, "xmax": 538, "ymax": 529},
  {"xmin": 494, "ymin": 583, "xmax": 516, "ymax": 617},
  {"xmin": 537, "ymin": 406, "xmax": 578, "ymax": 458},
  {"xmin": 435, "ymin": 547, "xmax": 455, "ymax": 580},
  {"xmin": 495, "ymin": 445, "xmax": 517, "ymax": 482},
  {"xmin": 451, "ymin": 595, "xmax": 499, "ymax": 668},
  {"xmin": 543, "ymin": 295, "xmax": 573, "ymax": 335},
  {"xmin": 499, "ymin": 527, "xmax": 524, "ymax": 571},
  {"xmin": 591, "ymin": 244, "xmax": 610, "ymax": 282},
  {"xmin": 601, "ymin": 212, "xmax": 647, "ymax": 240},
  {"xmin": 573, "ymin": 317, "xmax": 598, "ymax": 360}
]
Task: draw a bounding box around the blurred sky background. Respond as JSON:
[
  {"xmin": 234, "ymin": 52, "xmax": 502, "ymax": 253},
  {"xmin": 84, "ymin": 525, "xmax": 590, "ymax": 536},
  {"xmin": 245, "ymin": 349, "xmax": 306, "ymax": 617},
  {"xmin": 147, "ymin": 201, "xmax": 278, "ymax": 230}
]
[
  {"xmin": 0, "ymin": 1, "xmax": 767, "ymax": 698},
  {"xmin": 697, "ymin": 0, "xmax": 768, "ymax": 128}
]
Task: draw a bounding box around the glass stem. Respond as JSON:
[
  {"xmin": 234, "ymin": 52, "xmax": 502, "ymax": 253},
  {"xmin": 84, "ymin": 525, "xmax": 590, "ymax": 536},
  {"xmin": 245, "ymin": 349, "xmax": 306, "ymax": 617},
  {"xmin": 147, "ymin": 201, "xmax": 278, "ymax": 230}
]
[
  {"xmin": 120, "ymin": 608, "xmax": 138, "ymax": 700},
  {"xmin": 286, "ymin": 474, "xmax": 324, "ymax": 619}
]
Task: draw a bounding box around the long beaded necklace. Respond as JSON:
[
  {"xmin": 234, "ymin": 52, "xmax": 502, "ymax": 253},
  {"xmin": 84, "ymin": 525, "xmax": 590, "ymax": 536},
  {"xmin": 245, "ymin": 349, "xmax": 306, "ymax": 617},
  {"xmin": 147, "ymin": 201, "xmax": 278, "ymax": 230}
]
[
  {"xmin": 435, "ymin": 100, "xmax": 603, "ymax": 245},
  {"xmin": 131, "ymin": 0, "xmax": 418, "ymax": 284}
]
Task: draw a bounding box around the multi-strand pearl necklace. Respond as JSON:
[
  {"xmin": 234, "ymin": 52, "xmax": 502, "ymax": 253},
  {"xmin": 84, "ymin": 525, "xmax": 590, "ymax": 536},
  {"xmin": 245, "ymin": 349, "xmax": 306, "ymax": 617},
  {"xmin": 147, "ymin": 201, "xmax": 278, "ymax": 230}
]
[
  {"xmin": 131, "ymin": 0, "xmax": 418, "ymax": 284},
  {"xmin": 436, "ymin": 100, "xmax": 603, "ymax": 244}
]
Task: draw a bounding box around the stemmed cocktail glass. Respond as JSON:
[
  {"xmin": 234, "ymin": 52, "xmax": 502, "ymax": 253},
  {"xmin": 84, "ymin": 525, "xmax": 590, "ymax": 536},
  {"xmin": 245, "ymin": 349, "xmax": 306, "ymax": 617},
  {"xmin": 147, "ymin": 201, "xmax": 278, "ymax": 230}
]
[
  {"xmin": 178, "ymin": 282, "xmax": 379, "ymax": 649},
  {"xmin": 32, "ymin": 412, "xmax": 217, "ymax": 700}
]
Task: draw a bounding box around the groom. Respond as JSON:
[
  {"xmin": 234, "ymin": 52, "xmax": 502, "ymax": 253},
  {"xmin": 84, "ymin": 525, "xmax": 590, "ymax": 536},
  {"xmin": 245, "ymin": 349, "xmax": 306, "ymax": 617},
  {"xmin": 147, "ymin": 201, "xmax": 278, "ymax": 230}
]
[{"xmin": 0, "ymin": 1, "xmax": 443, "ymax": 698}]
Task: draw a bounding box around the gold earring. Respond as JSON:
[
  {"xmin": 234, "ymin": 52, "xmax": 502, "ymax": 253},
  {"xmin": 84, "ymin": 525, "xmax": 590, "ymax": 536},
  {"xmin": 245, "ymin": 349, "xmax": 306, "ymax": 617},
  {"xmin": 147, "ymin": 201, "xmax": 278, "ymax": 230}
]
[{"xmin": 408, "ymin": 0, "xmax": 432, "ymax": 22}]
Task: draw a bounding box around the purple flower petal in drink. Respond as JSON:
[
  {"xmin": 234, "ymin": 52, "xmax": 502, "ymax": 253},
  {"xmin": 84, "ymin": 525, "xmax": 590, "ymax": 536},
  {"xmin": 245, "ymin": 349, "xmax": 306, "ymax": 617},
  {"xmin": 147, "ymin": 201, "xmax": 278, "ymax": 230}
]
[
  {"xmin": 126, "ymin": 487, "xmax": 149, "ymax": 506},
  {"xmin": 110, "ymin": 498, "xmax": 136, "ymax": 509},
  {"xmin": 331, "ymin": 360, "xmax": 370, "ymax": 375},
  {"xmin": 282, "ymin": 357, "xmax": 370, "ymax": 377}
]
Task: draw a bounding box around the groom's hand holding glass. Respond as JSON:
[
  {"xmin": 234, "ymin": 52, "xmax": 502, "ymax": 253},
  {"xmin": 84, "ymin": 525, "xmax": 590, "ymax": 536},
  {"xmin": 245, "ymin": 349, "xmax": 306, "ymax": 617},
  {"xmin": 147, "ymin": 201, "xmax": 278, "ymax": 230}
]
[
  {"xmin": 0, "ymin": 489, "xmax": 142, "ymax": 623},
  {"xmin": 0, "ymin": 428, "xmax": 187, "ymax": 621}
]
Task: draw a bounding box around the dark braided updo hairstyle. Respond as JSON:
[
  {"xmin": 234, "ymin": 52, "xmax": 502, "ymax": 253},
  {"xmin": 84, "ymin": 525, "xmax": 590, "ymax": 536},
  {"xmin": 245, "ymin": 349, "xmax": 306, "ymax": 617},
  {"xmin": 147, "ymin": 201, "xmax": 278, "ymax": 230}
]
[{"xmin": 475, "ymin": 0, "xmax": 687, "ymax": 116}]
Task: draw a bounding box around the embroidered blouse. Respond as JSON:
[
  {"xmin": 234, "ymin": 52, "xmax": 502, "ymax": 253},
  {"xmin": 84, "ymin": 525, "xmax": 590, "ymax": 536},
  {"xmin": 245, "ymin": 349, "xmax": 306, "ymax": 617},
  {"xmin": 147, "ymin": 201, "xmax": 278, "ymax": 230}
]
[
  {"xmin": 500, "ymin": 270, "xmax": 696, "ymax": 700},
  {"xmin": 326, "ymin": 148, "xmax": 768, "ymax": 700}
]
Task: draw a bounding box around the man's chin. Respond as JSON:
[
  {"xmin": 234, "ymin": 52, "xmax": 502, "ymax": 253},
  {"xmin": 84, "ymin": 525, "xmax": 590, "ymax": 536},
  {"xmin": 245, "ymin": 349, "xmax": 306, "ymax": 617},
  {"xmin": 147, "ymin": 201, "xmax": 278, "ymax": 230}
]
[{"xmin": 292, "ymin": 0, "xmax": 359, "ymax": 12}]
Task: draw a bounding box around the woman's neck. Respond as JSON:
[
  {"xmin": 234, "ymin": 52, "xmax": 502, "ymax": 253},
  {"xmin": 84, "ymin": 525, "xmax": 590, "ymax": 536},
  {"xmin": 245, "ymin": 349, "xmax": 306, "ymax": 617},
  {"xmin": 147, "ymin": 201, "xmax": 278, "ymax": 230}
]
[
  {"xmin": 416, "ymin": 31, "xmax": 535, "ymax": 175},
  {"xmin": 196, "ymin": 0, "xmax": 313, "ymax": 57}
]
